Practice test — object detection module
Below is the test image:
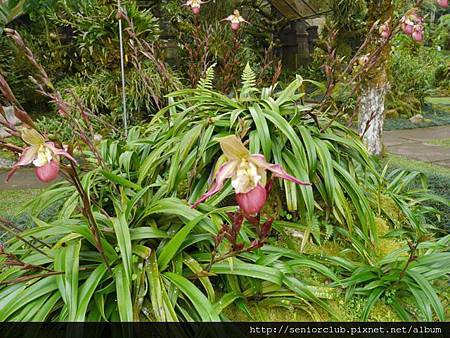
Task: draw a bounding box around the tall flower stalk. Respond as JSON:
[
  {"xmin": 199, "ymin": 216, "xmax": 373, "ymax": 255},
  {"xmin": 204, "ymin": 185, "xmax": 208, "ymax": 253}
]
[{"xmin": 0, "ymin": 29, "xmax": 111, "ymax": 272}]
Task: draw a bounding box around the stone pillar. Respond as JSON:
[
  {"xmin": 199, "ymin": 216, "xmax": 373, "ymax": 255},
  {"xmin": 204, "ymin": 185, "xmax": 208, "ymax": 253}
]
[
  {"xmin": 295, "ymin": 20, "xmax": 310, "ymax": 66},
  {"xmin": 279, "ymin": 20, "xmax": 311, "ymax": 70},
  {"xmin": 279, "ymin": 23, "xmax": 298, "ymax": 71},
  {"xmin": 306, "ymin": 26, "xmax": 319, "ymax": 52}
]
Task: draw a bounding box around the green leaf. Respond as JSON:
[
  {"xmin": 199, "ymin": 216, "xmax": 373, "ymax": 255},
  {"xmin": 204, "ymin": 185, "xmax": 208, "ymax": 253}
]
[
  {"xmin": 184, "ymin": 254, "xmax": 215, "ymax": 302},
  {"xmin": 210, "ymin": 258, "xmax": 283, "ymax": 285},
  {"xmin": 114, "ymin": 264, "xmax": 133, "ymax": 322},
  {"xmin": 213, "ymin": 292, "xmax": 241, "ymax": 315},
  {"xmin": 101, "ymin": 170, "xmax": 141, "ymax": 190},
  {"xmin": 0, "ymin": 276, "xmax": 59, "ymax": 321},
  {"xmin": 75, "ymin": 264, "xmax": 108, "ymax": 321},
  {"xmin": 406, "ymin": 270, "xmax": 445, "ymax": 321},
  {"xmin": 54, "ymin": 239, "xmax": 81, "ymax": 321},
  {"xmin": 112, "ymin": 214, "xmax": 133, "ymax": 285},
  {"xmin": 158, "ymin": 213, "xmax": 209, "ymax": 271},
  {"xmin": 164, "ymin": 272, "xmax": 220, "ymax": 322},
  {"xmin": 248, "ymin": 105, "xmax": 272, "ymax": 158},
  {"xmin": 361, "ymin": 287, "xmax": 384, "ymax": 321}
]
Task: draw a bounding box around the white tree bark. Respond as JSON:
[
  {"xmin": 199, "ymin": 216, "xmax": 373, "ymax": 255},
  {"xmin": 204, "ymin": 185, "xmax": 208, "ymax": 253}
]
[{"xmin": 358, "ymin": 85, "xmax": 387, "ymax": 156}]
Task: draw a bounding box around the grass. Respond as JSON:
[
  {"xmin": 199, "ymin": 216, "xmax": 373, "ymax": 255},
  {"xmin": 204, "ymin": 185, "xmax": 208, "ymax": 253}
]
[
  {"xmin": 384, "ymin": 103, "xmax": 450, "ymax": 131},
  {"xmin": 383, "ymin": 155, "xmax": 450, "ymax": 232},
  {"xmin": 425, "ymin": 138, "xmax": 450, "ymax": 147},
  {"xmin": 424, "ymin": 97, "xmax": 450, "ymax": 105},
  {"xmin": 0, "ymin": 188, "xmax": 41, "ymax": 217},
  {"xmin": 385, "ymin": 154, "xmax": 450, "ymax": 178},
  {"xmin": 0, "ymin": 188, "xmax": 42, "ymax": 240}
]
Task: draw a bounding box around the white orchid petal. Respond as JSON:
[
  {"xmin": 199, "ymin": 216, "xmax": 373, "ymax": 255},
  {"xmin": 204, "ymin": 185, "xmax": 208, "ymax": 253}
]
[
  {"xmin": 231, "ymin": 160, "xmax": 261, "ymax": 193},
  {"xmin": 32, "ymin": 145, "xmax": 53, "ymax": 167}
]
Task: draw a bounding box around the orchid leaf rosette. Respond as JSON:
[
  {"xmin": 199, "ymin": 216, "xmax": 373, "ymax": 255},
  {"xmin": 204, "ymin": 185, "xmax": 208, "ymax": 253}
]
[
  {"xmin": 192, "ymin": 135, "xmax": 310, "ymax": 215},
  {"xmin": 6, "ymin": 128, "xmax": 76, "ymax": 183}
]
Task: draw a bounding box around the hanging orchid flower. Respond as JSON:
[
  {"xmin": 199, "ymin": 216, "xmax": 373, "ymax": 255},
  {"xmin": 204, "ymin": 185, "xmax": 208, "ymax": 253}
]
[
  {"xmin": 379, "ymin": 22, "xmax": 390, "ymax": 40},
  {"xmin": 412, "ymin": 25, "xmax": 424, "ymax": 42},
  {"xmin": 184, "ymin": 0, "xmax": 207, "ymax": 15},
  {"xmin": 222, "ymin": 10, "xmax": 249, "ymax": 31},
  {"xmin": 437, "ymin": 0, "xmax": 448, "ymax": 9},
  {"xmin": 192, "ymin": 135, "xmax": 310, "ymax": 215},
  {"xmin": 6, "ymin": 128, "xmax": 76, "ymax": 183},
  {"xmin": 401, "ymin": 12, "xmax": 425, "ymax": 43},
  {"xmin": 401, "ymin": 16, "xmax": 414, "ymax": 35}
]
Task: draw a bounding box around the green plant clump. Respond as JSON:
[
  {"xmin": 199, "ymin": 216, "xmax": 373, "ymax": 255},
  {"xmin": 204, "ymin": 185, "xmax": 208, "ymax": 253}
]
[{"xmin": 0, "ymin": 67, "xmax": 448, "ymax": 322}]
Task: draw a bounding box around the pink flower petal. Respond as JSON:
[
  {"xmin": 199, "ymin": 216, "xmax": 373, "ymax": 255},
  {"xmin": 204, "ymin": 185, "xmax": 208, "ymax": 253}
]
[
  {"xmin": 5, "ymin": 146, "xmax": 38, "ymax": 182},
  {"xmin": 16, "ymin": 146, "xmax": 38, "ymax": 166},
  {"xmin": 250, "ymin": 154, "xmax": 311, "ymax": 186},
  {"xmin": 192, "ymin": 160, "xmax": 238, "ymax": 208},
  {"xmin": 5, "ymin": 167, "xmax": 19, "ymax": 183},
  {"xmin": 46, "ymin": 142, "xmax": 77, "ymax": 164},
  {"xmin": 235, "ymin": 184, "xmax": 267, "ymax": 215},
  {"xmin": 35, "ymin": 160, "xmax": 59, "ymax": 183}
]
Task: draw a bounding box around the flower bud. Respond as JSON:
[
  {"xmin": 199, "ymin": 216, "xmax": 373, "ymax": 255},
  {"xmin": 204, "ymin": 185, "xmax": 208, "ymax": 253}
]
[
  {"xmin": 35, "ymin": 160, "xmax": 59, "ymax": 183},
  {"xmin": 412, "ymin": 30, "xmax": 424, "ymax": 42},
  {"xmin": 192, "ymin": 6, "xmax": 200, "ymax": 14},
  {"xmin": 235, "ymin": 184, "xmax": 267, "ymax": 215},
  {"xmin": 437, "ymin": 0, "xmax": 448, "ymax": 8}
]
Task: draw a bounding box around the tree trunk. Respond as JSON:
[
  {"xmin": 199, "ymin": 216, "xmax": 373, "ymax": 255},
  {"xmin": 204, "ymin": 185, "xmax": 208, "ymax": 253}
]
[
  {"xmin": 357, "ymin": 0, "xmax": 393, "ymax": 155},
  {"xmin": 358, "ymin": 84, "xmax": 387, "ymax": 155}
]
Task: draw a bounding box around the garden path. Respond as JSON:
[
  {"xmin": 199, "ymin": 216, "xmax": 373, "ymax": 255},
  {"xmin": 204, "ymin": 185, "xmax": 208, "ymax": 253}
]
[
  {"xmin": 384, "ymin": 125, "xmax": 450, "ymax": 168},
  {"xmin": 0, "ymin": 169, "xmax": 53, "ymax": 190}
]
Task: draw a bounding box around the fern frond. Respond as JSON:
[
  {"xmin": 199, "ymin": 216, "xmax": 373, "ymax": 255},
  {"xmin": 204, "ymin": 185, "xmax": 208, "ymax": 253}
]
[
  {"xmin": 310, "ymin": 216, "xmax": 321, "ymax": 244},
  {"xmin": 240, "ymin": 63, "xmax": 258, "ymax": 98},
  {"xmin": 324, "ymin": 222, "xmax": 333, "ymax": 243},
  {"xmin": 197, "ymin": 64, "xmax": 216, "ymax": 90}
]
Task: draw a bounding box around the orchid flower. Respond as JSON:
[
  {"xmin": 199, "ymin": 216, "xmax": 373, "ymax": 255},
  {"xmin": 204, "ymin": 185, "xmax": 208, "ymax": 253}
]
[
  {"xmin": 192, "ymin": 135, "xmax": 310, "ymax": 215},
  {"xmin": 401, "ymin": 12, "xmax": 425, "ymax": 42},
  {"xmin": 401, "ymin": 15, "xmax": 415, "ymax": 35},
  {"xmin": 184, "ymin": 0, "xmax": 207, "ymax": 15},
  {"xmin": 379, "ymin": 22, "xmax": 390, "ymax": 40},
  {"xmin": 6, "ymin": 128, "xmax": 76, "ymax": 183},
  {"xmin": 437, "ymin": 0, "xmax": 448, "ymax": 9},
  {"xmin": 222, "ymin": 10, "xmax": 249, "ymax": 31}
]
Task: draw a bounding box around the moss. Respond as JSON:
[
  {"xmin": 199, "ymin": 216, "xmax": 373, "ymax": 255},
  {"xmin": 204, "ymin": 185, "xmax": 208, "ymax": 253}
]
[
  {"xmin": 223, "ymin": 294, "xmax": 401, "ymax": 322},
  {"xmin": 368, "ymin": 302, "xmax": 400, "ymax": 322},
  {"xmin": 375, "ymin": 217, "xmax": 390, "ymax": 236},
  {"xmin": 304, "ymin": 241, "xmax": 346, "ymax": 257},
  {"xmin": 223, "ymin": 302, "xmax": 317, "ymax": 322},
  {"xmin": 0, "ymin": 149, "xmax": 16, "ymax": 161}
]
